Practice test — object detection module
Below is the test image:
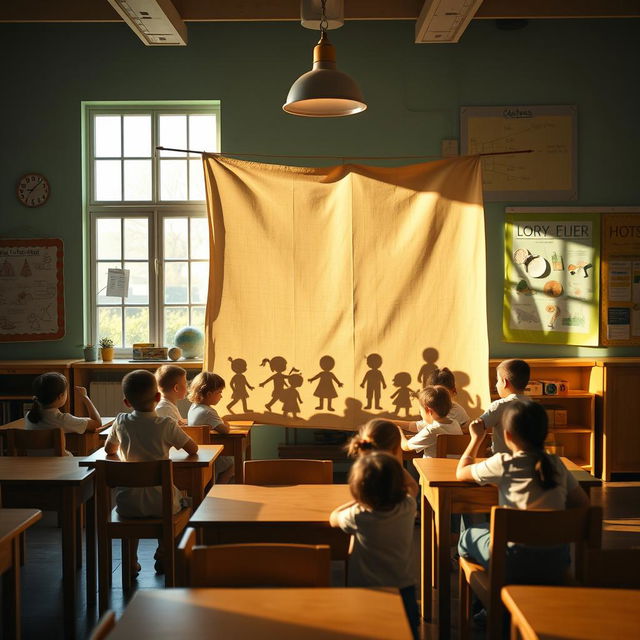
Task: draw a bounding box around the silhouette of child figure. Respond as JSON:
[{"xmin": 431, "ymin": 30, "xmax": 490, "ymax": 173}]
[
  {"xmin": 417, "ymin": 347, "xmax": 439, "ymax": 387},
  {"xmin": 360, "ymin": 353, "xmax": 386, "ymax": 410},
  {"xmin": 281, "ymin": 371, "xmax": 304, "ymax": 419},
  {"xmin": 259, "ymin": 356, "xmax": 290, "ymax": 412},
  {"xmin": 308, "ymin": 355, "xmax": 343, "ymax": 411},
  {"xmin": 226, "ymin": 357, "xmax": 254, "ymax": 413},
  {"xmin": 390, "ymin": 372, "xmax": 414, "ymax": 417}
]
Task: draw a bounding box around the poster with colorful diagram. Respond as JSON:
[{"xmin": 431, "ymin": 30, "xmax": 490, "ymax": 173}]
[{"xmin": 503, "ymin": 212, "xmax": 599, "ymax": 345}]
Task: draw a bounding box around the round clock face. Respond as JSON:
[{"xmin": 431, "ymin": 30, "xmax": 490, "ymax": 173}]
[{"xmin": 17, "ymin": 173, "xmax": 50, "ymax": 207}]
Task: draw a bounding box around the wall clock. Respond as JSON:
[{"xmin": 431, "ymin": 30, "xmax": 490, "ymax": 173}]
[{"xmin": 17, "ymin": 173, "xmax": 50, "ymax": 207}]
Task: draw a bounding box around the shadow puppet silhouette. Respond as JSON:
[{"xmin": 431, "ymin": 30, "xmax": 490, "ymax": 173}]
[
  {"xmin": 226, "ymin": 356, "xmax": 255, "ymax": 414},
  {"xmin": 281, "ymin": 371, "xmax": 304, "ymax": 420},
  {"xmin": 360, "ymin": 354, "xmax": 386, "ymax": 410},
  {"xmin": 452, "ymin": 370, "xmax": 482, "ymax": 416},
  {"xmin": 259, "ymin": 356, "xmax": 299, "ymax": 413},
  {"xmin": 417, "ymin": 347, "xmax": 439, "ymax": 388},
  {"xmin": 308, "ymin": 355, "xmax": 343, "ymax": 411},
  {"xmin": 390, "ymin": 372, "xmax": 414, "ymax": 417}
]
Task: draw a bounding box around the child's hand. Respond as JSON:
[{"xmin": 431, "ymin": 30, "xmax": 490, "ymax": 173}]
[
  {"xmin": 338, "ymin": 382, "xmax": 343, "ymax": 387},
  {"xmin": 468, "ymin": 419, "xmax": 486, "ymax": 440},
  {"xmin": 307, "ymin": 378, "xmax": 312, "ymax": 383},
  {"xmin": 259, "ymin": 382, "xmax": 265, "ymax": 388},
  {"xmin": 360, "ymin": 382, "xmax": 365, "ymax": 388},
  {"xmin": 75, "ymin": 386, "xmax": 88, "ymax": 397}
]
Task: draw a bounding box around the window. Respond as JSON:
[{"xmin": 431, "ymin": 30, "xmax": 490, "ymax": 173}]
[{"xmin": 85, "ymin": 102, "xmax": 219, "ymax": 350}]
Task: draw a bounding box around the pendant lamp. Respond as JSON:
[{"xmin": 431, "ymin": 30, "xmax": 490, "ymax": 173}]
[{"xmin": 283, "ymin": 0, "xmax": 366, "ymax": 117}]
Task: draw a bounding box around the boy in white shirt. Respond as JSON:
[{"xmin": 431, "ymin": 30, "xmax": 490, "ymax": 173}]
[
  {"xmin": 155, "ymin": 364, "xmax": 188, "ymax": 424},
  {"xmin": 400, "ymin": 385, "xmax": 462, "ymax": 458}
]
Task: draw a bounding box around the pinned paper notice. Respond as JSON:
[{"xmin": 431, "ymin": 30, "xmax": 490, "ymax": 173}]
[{"xmin": 106, "ymin": 268, "xmax": 130, "ymax": 298}]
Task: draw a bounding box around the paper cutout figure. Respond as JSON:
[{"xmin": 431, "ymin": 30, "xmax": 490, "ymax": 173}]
[
  {"xmin": 226, "ymin": 356, "xmax": 254, "ymax": 413},
  {"xmin": 417, "ymin": 347, "xmax": 439, "ymax": 387},
  {"xmin": 260, "ymin": 356, "xmax": 298, "ymax": 412},
  {"xmin": 360, "ymin": 353, "xmax": 386, "ymax": 410},
  {"xmin": 390, "ymin": 372, "xmax": 414, "ymax": 417},
  {"xmin": 308, "ymin": 355, "xmax": 343, "ymax": 411},
  {"xmin": 281, "ymin": 370, "xmax": 304, "ymax": 419}
]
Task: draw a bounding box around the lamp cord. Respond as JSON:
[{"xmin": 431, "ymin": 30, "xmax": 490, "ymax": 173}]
[{"xmin": 320, "ymin": 0, "xmax": 328, "ymax": 34}]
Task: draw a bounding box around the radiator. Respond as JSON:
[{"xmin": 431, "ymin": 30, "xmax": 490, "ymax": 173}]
[{"xmin": 90, "ymin": 382, "xmax": 130, "ymax": 416}]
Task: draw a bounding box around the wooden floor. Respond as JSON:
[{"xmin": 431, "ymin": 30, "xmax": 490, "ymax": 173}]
[{"xmin": 6, "ymin": 482, "xmax": 640, "ymax": 640}]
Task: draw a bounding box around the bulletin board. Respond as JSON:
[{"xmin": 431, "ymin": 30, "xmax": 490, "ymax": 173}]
[
  {"xmin": 601, "ymin": 212, "xmax": 640, "ymax": 345},
  {"xmin": 460, "ymin": 105, "xmax": 577, "ymax": 201},
  {"xmin": 0, "ymin": 238, "xmax": 65, "ymax": 341},
  {"xmin": 503, "ymin": 210, "xmax": 600, "ymax": 346}
]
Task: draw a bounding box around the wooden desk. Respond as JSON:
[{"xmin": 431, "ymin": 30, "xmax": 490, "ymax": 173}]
[
  {"xmin": 190, "ymin": 484, "xmax": 351, "ymax": 557},
  {"xmin": 0, "ymin": 416, "xmax": 114, "ymax": 456},
  {"xmin": 0, "ymin": 508, "xmax": 42, "ymax": 640},
  {"xmin": 109, "ymin": 587, "xmax": 413, "ymax": 639},
  {"xmin": 413, "ymin": 457, "xmax": 602, "ymax": 639},
  {"xmin": 0, "ymin": 458, "xmax": 96, "ymax": 639},
  {"xmin": 79, "ymin": 445, "xmax": 223, "ymax": 508},
  {"xmin": 210, "ymin": 422, "xmax": 253, "ymax": 483},
  {"xmin": 501, "ymin": 585, "xmax": 640, "ymax": 640}
]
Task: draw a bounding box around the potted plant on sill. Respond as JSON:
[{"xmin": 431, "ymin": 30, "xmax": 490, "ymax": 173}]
[
  {"xmin": 83, "ymin": 344, "xmax": 97, "ymax": 362},
  {"xmin": 99, "ymin": 337, "xmax": 115, "ymax": 362}
]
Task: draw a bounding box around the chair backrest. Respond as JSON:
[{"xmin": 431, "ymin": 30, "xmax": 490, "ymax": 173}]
[
  {"xmin": 88, "ymin": 610, "xmax": 116, "ymax": 640},
  {"xmin": 584, "ymin": 548, "xmax": 640, "ymax": 589},
  {"xmin": 177, "ymin": 527, "xmax": 331, "ymax": 587},
  {"xmin": 244, "ymin": 459, "xmax": 333, "ymax": 484},
  {"xmin": 5, "ymin": 427, "xmax": 65, "ymax": 456},
  {"xmin": 435, "ymin": 433, "xmax": 470, "ymax": 458},
  {"xmin": 181, "ymin": 424, "xmax": 210, "ymax": 444}
]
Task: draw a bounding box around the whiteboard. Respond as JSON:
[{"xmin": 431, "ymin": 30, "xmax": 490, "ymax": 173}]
[
  {"xmin": 0, "ymin": 238, "xmax": 65, "ymax": 341},
  {"xmin": 461, "ymin": 105, "xmax": 577, "ymax": 201}
]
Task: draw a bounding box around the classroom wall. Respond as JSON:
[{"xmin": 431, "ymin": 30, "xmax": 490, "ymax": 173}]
[{"xmin": 0, "ymin": 18, "xmax": 639, "ymax": 362}]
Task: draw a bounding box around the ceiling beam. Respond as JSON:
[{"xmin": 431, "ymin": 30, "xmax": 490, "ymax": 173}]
[{"xmin": 1, "ymin": 0, "xmax": 638, "ymax": 22}]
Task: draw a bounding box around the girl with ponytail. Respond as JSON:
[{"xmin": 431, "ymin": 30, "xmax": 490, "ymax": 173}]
[{"xmin": 455, "ymin": 400, "xmax": 589, "ymax": 581}]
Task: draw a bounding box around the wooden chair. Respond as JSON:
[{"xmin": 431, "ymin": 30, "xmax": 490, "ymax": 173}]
[
  {"xmin": 435, "ymin": 433, "xmax": 470, "ymax": 458},
  {"xmin": 244, "ymin": 459, "xmax": 333, "ymax": 485},
  {"xmin": 584, "ymin": 548, "xmax": 640, "ymax": 589},
  {"xmin": 4, "ymin": 427, "xmax": 65, "ymax": 456},
  {"xmin": 94, "ymin": 459, "xmax": 192, "ymax": 612},
  {"xmin": 88, "ymin": 610, "xmax": 116, "ymax": 640},
  {"xmin": 180, "ymin": 424, "xmax": 211, "ymax": 444},
  {"xmin": 458, "ymin": 505, "xmax": 602, "ymax": 640},
  {"xmin": 177, "ymin": 527, "xmax": 331, "ymax": 587}
]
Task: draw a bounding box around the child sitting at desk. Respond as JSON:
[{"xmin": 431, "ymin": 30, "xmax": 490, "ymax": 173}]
[
  {"xmin": 155, "ymin": 364, "xmax": 188, "ymax": 424},
  {"xmin": 330, "ymin": 452, "xmax": 419, "ymax": 640},
  {"xmin": 25, "ymin": 372, "xmax": 102, "ymax": 455},
  {"xmin": 187, "ymin": 371, "xmax": 234, "ymax": 484},
  {"xmin": 424, "ymin": 366, "xmax": 470, "ymax": 430},
  {"xmin": 105, "ymin": 369, "xmax": 198, "ymax": 575}
]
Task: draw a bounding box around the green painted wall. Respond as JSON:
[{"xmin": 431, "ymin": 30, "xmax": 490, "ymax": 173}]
[{"xmin": 1, "ymin": 19, "xmax": 639, "ymax": 361}]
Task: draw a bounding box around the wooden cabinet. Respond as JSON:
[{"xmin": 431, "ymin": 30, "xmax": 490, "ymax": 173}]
[
  {"xmin": 591, "ymin": 358, "xmax": 640, "ymax": 480},
  {"xmin": 0, "ymin": 359, "xmax": 76, "ymax": 422},
  {"xmin": 489, "ymin": 358, "xmax": 596, "ymax": 472}
]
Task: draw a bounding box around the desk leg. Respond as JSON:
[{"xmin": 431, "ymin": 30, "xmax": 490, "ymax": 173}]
[
  {"xmin": 62, "ymin": 488, "xmax": 78, "ymax": 639},
  {"xmin": 86, "ymin": 491, "xmax": 97, "ymax": 606},
  {"xmin": 420, "ymin": 488, "xmax": 434, "ymax": 622},
  {"xmin": 2, "ymin": 536, "xmax": 21, "ymax": 640},
  {"xmin": 234, "ymin": 440, "xmax": 243, "ymax": 483},
  {"xmin": 435, "ymin": 490, "xmax": 452, "ymax": 640}
]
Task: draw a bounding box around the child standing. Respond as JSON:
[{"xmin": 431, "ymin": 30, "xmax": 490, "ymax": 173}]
[
  {"xmin": 475, "ymin": 358, "xmax": 530, "ymax": 453},
  {"xmin": 330, "ymin": 452, "xmax": 419, "ymax": 640},
  {"xmin": 399, "ymin": 386, "xmax": 462, "ymax": 458},
  {"xmin": 104, "ymin": 369, "xmax": 198, "ymax": 574},
  {"xmin": 187, "ymin": 372, "xmax": 234, "ymax": 483},
  {"xmin": 308, "ymin": 355, "xmax": 343, "ymax": 411},
  {"xmin": 25, "ymin": 372, "xmax": 102, "ymax": 455},
  {"xmin": 155, "ymin": 365, "xmax": 188, "ymax": 424},
  {"xmin": 456, "ymin": 400, "xmax": 589, "ymax": 582}
]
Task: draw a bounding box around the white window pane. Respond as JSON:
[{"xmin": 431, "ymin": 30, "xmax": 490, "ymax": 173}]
[
  {"xmin": 189, "ymin": 158, "xmax": 206, "ymax": 201},
  {"xmin": 95, "ymin": 160, "xmax": 122, "ymax": 201},
  {"xmin": 164, "ymin": 307, "xmax": 189, "ymax": 346},
  {"xmin": 98, "ymin": 307, "xmax": 123, "ymax": 347},
  {"xmin": 159, "ymin": 115, "xmax": 187, "ymax": 157},
  {"xmin": 124, "ymin": 218, "xmax": 148, "ymax": 260},
  {"xmin": 97, "ymin": 261, "xmax": 122, "ymax": 305},
  {"xmin": 96, "ymin": 219, "xmax": 122, "ymax": 260},
  {"xmin": 190, "ymin": 262, "xmax": 209, "ymax": 304},
  {"xmin": 123, "ymin": 115, "xmax": 151, "ymax": 157},
  {"xmin": 160, "ymin": 159, "xmax": 188, "ymax": 200},
  {"xmin": 124, "ymin": 159, "xmax": 152, "ymax": 201},
  {"xmin": 190, "ymin": 218, "xmax": 209, "ymax": 259},
  {"xmin": 124, "ymin": 261, "xmax": 149, "ymax": 304},
  {"xmin": 191, "ymin": 306, "xmax": 206, "ymax": 331},
  {"xmin": 95, "ymin": 116, "xmax": 121, "ymax": 157},
  {"xmin": 164, "ymin": 262, "xmax": 188, "ymax": 303},
  {"xmin": 164, "ymin": 218, "xmax": 188, "ymax": 259},
  {"xmin": 189, "ymin": 114, "xmax": 217, "ymax": 154},
  {"xmin": 125, "ymin": 307, "xmax": 149, "ymax": 346}
]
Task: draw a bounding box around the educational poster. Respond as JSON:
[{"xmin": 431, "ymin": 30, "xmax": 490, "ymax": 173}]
[
  {"xmin": 460, "ymin": 105, "xmax": 577, "ymax": 201},
  {"xmin": 601, "ymin": 213, "xmax": 640, "ymax": 345},
  {"xmin": 503, "ymin": 213, "xmax": 599, "ymax": 345},
  {"xmin": 0, "ymin": 238, "xmax": 64, "ymax": 341}
]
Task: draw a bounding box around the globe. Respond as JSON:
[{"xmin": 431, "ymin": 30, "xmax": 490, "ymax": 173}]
[{"xmin": 173, "ymin": 326, "xmax": 204, "ymax": 359}]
